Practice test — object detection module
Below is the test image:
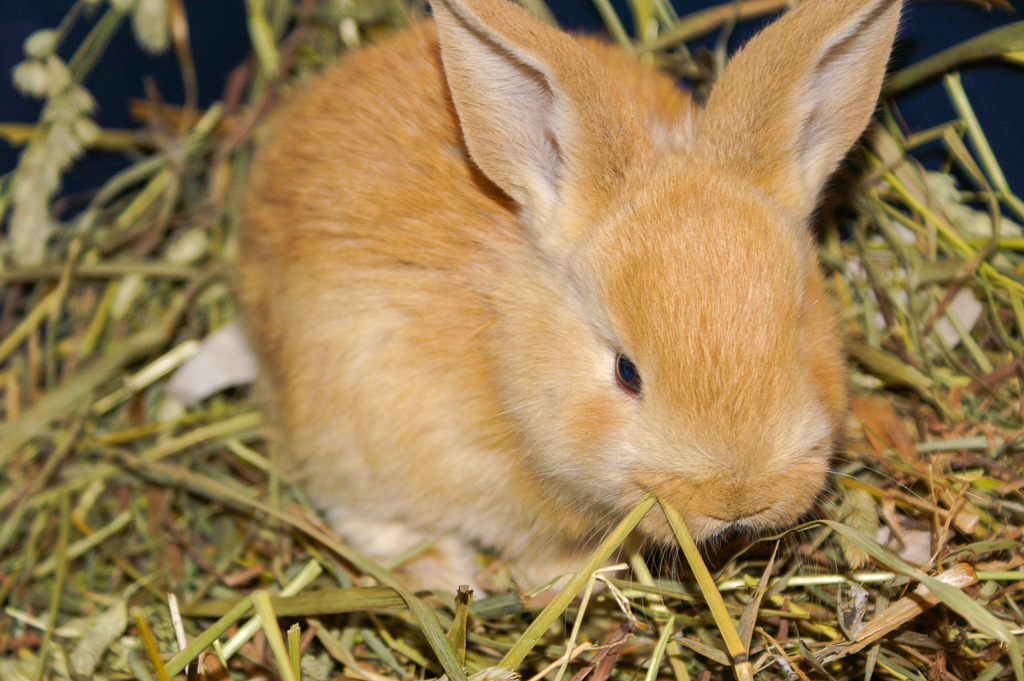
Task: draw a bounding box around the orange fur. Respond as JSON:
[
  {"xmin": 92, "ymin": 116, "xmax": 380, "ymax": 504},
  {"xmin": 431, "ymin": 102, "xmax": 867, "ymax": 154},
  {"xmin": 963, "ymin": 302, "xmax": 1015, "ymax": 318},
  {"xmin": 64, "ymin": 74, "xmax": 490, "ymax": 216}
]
[{"xmin": 237, "ymin": 0, "xmax": 902, "ymax": 589}]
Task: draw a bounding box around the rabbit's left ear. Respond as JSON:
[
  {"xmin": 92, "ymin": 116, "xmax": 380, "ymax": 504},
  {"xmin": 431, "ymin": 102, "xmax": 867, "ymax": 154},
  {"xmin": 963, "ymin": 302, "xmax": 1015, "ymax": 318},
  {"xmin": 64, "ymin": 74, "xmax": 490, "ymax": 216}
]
[{"xmin": 698, "ymin": 0, "xmax": 902, "ymax": 214}]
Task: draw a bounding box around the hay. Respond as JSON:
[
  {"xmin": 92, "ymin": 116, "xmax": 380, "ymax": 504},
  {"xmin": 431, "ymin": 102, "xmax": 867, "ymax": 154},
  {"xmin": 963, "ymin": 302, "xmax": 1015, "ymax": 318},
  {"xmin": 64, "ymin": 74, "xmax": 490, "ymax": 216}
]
[{"xmin": 1, "ymin": 0, "xmax": 1022, "ymax": 680}]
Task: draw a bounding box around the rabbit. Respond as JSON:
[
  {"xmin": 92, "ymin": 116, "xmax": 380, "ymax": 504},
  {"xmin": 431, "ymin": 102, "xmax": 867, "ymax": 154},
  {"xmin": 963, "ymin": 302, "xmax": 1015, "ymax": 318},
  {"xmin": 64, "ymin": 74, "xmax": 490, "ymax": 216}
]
[{"xmin": 236, "ymin": 0, "xmax": 903, "ymax": 591}]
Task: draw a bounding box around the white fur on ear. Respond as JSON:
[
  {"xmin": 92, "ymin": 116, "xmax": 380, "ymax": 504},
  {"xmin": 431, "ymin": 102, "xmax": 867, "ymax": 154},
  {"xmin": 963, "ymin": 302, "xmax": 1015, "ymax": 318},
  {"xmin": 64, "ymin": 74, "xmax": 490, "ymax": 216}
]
[
  {"xmin": 432, "ymin": 0, "xmax": 561, "ymax": 215},
  {"xmin": 429, "ymin": 0, "xmax": 649, "ymax": 238},
  {"xmin": 794, "ymin": 0, "xmax": 903, "ymax": 191},
  {"xmin": 698, "ymin": 0, "xmax": 903, "ymax": 213}
]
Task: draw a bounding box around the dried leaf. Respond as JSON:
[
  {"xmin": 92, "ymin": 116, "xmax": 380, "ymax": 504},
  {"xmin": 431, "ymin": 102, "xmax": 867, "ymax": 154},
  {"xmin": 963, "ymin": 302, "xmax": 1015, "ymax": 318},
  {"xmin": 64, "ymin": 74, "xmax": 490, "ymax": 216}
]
[
  {"xmin": 166, "ymin": 321, "xmax": 258, "ymax": 405},
  {"xmin": 840, "ymin": 563, "xmax": 978, "ymax": 657},
  {"xmin": 70, "ymin": 600, "xmax": 129, "ymax": 676}
]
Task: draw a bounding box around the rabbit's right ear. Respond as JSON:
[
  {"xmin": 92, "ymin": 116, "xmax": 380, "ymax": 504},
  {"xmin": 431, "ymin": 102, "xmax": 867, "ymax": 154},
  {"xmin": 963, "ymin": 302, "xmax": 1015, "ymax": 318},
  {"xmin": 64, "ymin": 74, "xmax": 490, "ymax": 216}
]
[
  {"xmin": 698, "ymin": 0, "xmax": 902, "ymax": 215},
  {"xmin": 430, "ymin": 0, "xmax": 646, "ymax": 247}
]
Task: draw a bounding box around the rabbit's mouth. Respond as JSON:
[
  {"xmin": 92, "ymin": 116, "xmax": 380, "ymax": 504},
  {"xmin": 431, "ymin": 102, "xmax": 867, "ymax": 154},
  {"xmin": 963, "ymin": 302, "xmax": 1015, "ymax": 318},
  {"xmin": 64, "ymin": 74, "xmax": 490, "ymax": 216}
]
[
  {"xmin": 706, "ymin": 505, "xmax": 771, "ymax": 522},
  {"xmin": 629, "ymin": 463, "xmax": 827, "ymax": 544},
  {"xmin": 632, "ymin": 502, "xmax": 789, "ymax": 546}
]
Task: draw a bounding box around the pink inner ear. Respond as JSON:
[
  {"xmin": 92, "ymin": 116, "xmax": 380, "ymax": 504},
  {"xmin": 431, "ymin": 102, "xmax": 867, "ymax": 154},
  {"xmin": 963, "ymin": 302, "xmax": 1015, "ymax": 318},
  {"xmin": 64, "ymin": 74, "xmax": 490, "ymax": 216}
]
[{"xmin": 509, "ymin": 65, "xmax": 562, "ymax": 191}]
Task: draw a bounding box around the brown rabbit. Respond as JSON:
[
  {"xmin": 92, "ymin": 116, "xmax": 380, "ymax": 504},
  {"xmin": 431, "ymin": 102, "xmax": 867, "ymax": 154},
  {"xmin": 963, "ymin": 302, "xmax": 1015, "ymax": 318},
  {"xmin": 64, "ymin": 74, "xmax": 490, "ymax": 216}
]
[{"xmin": 237, "ymin": 0, "xmax": 902, "ymax": 590}]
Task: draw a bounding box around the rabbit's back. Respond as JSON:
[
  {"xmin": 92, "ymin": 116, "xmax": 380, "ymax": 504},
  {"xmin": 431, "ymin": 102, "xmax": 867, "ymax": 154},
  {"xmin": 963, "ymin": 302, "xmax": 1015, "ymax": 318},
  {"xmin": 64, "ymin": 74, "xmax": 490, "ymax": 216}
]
[{"xmin": 241, "ymin": 24, "xmax": 512, "ymax": 281}]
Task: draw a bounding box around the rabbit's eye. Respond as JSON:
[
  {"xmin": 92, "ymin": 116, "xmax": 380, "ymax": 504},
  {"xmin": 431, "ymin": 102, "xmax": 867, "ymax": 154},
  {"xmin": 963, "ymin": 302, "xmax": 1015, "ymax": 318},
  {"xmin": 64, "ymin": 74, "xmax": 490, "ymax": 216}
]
[{"xmin": 615, "ymin": 353, "xmax": 642, "ymax": 397}]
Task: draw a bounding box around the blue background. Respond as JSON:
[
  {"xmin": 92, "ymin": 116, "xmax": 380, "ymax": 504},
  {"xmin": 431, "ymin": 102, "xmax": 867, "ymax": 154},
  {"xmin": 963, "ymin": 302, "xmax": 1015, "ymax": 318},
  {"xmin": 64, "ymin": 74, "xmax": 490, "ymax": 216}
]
[{"xmin": 2, "ymin": 0, "xmax": 1022, "ymax": 200}]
